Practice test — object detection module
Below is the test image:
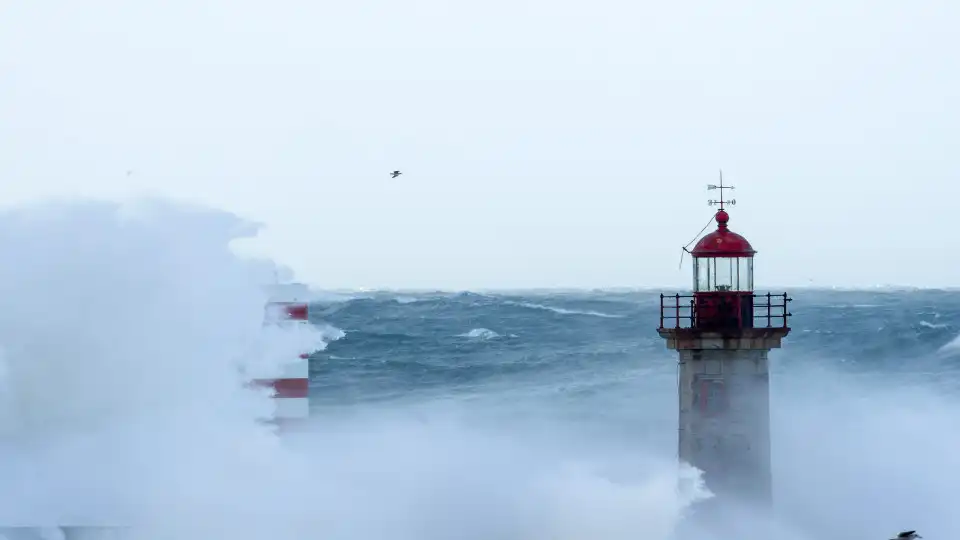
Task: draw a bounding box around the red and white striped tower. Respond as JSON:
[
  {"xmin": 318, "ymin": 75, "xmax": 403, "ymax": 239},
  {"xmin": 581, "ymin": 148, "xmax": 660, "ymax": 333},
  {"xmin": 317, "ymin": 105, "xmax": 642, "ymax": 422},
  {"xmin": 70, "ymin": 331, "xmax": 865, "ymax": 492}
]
[{"xmin": 256, "ymin": 301, "xmax": 312, "ymax": 431}]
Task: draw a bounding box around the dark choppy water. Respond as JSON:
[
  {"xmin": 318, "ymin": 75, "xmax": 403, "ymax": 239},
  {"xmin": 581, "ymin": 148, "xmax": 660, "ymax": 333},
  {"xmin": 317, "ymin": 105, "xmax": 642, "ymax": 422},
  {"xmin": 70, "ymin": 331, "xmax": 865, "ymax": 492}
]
[
  {"xmin": 310, "ymin": 288, "xmax": 960, "ymax": 400},
  {"xmin": 301, "ymin": 288, "xmax": 960, "ymax": 539}
]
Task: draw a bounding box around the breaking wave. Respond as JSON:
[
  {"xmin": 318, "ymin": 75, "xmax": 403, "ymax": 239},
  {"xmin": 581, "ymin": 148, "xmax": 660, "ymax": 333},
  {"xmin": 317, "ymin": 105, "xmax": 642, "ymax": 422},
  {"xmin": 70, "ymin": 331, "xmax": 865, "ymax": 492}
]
[
  {"xmin": 506, "ymin": 300, "xmax": 624, "ymax": 318},
  {"xmin": 0, "ymin": 198, "xmax": 327, "ymax": 536},
  {"xmin": 458, "ymin": 328, "xmax": 503, "ymax": 340},
  {"xmin": 0, "ymin": 198, "xmax": 706, "ymax": 540}
]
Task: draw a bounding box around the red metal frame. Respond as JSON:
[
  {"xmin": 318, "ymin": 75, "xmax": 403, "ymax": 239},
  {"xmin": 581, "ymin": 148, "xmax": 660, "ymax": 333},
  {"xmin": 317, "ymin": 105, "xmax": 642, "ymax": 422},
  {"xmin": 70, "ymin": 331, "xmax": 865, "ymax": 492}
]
[{"xmin": 658, "ymin": 292, "xmax": 791, "ymax": 330}]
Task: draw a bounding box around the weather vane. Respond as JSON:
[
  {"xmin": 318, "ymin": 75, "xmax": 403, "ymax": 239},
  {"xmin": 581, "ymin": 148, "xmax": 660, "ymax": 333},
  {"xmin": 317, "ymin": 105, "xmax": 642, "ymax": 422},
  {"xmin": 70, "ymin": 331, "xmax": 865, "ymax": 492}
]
[{"xmin": 707, "ymin": 169, "xmax": 736, "ymax": 210}]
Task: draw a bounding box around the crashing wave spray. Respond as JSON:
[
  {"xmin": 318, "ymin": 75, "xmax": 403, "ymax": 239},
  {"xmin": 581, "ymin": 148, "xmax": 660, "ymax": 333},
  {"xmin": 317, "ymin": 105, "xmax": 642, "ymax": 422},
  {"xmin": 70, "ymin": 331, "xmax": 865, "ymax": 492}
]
[
  {"xmin": 0, "ymin": 197, "xmax": 711, "ymax": 540},
  {"xmin": 0, "ymin": 198, "xmax": 331, "ymax": 537}
]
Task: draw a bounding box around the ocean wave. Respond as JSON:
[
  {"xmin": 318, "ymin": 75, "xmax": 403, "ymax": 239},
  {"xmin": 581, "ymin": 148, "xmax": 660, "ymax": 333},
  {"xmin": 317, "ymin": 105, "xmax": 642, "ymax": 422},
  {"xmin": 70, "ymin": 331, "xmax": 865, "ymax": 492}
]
[
  {"xmin": 505, "ymin": 301, "xmax": 625, "ymax": 319},
  {"xmin": 457, "ymin": 328, "xmax": 503, "ymax": 340},
  {"xmin": 919, "ymin": 320, "xmax": 949, "ymax": 329}
]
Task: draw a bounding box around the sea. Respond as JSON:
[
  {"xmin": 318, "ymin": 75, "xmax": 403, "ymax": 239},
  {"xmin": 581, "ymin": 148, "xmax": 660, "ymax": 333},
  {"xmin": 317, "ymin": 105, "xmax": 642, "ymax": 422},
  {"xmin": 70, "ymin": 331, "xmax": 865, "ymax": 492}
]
[
  {"xmin": 0, "ymin": 199, "xmax": 957, "ymax": 540},
  {"xmin": 306, "ymin": 288, "xmax": 960, "ymax": 540}
]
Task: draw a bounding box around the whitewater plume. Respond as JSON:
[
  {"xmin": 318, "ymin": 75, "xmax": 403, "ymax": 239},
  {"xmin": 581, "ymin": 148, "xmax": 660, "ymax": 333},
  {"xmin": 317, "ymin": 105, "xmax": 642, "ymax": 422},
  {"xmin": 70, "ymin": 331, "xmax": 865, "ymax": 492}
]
[
  {"xmin": 0, "ymin": 198, "xmax": 330, "ymax": 535},
  {"xmin": 0, "ymin": 197, "xmax": 707, "ymax": 540}
]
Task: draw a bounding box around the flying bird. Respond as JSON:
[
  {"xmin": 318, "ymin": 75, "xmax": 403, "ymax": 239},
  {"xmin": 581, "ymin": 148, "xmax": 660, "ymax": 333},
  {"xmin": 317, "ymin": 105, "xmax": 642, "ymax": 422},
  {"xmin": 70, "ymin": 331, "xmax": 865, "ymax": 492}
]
[
  {"xmin": 390, "ymin": 170, "xmax": 402, "ymax": 178},
  {"xmin": 892, "ymin": 531, "xmax": 921, "ymax": 540}
]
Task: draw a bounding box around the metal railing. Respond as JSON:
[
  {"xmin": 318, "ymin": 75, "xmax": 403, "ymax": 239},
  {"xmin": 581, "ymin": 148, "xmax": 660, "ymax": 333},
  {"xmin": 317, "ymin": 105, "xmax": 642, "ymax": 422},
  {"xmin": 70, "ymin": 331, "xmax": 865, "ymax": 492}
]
[{"xmin": 659, "ymin": 292, "xmax": 791, "ymax": 330}]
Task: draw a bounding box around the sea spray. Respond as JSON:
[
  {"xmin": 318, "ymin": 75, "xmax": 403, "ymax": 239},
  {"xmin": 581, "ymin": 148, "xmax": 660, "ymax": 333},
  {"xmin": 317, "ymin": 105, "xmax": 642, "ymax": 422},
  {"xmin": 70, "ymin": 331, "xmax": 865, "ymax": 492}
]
[
  {"xmin": 0, "ymin": 197, "xmax": 710, "ymax": 539},
  {"xmin": 0, "ymin": 198, "xmax": 329, "ymax": 536}
]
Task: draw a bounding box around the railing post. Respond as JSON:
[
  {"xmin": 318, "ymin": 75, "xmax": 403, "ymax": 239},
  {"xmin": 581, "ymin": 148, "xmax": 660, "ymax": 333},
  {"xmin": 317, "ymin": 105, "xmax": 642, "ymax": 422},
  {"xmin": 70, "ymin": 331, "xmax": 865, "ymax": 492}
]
[
  {"xmin": 674, "ymin": 294, "xmax": 680, "ymax": 328},
  {"xmin": 688, "ymin": 298, "xmax": 694, "ymax": 328},
  {"xmin": 659, "ymin": 293, "xmax": 664, "ymax": 328},
  {"xmin": 783, "ymin": 292, "xmax": 789, "ymax": 328},
  {"xmin": 766, "ymin": 292, "xmax": 772, "ymax": 327}
]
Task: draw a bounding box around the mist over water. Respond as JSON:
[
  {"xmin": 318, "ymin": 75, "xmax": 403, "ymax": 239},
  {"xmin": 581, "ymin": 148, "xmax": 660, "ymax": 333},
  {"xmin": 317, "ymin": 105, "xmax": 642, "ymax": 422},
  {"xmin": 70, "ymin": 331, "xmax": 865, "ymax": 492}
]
[
  {"xmin": 0, "ymin": 198, "xmax": 956, "ymax": 539},
  {"xmin": 773, "ymin": 367, "xmax": 960, "ymax": 539}
]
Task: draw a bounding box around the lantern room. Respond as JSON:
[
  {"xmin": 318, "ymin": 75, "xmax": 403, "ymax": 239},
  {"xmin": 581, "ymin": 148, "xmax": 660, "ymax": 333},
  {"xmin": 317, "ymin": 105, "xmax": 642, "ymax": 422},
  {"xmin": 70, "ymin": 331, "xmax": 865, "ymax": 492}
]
[
  {"xmin": 658, "ymin": 179, "xmax": 791, "ymax": 334},
  {"xmin": 691, "ymin": 209, "xmax": 755, "ymax": 293},
  {"xmin": 689, "ymin": 208, "xmax": 757, "ymax": 331}
]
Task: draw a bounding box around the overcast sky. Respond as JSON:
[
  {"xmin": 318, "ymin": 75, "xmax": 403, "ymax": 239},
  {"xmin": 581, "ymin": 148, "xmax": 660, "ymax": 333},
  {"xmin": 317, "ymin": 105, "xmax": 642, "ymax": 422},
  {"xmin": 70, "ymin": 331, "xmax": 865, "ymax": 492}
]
[{"xmin": 1, "ymin": 1, "xmax": 957, "ymax": 290}]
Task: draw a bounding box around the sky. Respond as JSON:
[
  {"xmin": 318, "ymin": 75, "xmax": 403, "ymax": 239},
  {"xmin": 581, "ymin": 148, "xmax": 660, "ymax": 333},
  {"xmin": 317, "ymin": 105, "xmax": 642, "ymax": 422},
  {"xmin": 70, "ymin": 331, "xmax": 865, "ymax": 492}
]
[{"xmin": 1, "ymin": 0, "xmax": 957, "ymax": 290}]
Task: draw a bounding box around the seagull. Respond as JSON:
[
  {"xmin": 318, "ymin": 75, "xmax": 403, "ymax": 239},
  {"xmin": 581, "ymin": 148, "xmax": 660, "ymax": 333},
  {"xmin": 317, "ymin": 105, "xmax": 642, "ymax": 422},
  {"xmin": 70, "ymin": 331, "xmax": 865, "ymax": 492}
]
[
  {"xmin": 891, "ymin": 531, "xmax": 921, "ymax": 540},
  {"xmin": 390, "ymin": 170, "xmax": 402, "ymax": 178}
]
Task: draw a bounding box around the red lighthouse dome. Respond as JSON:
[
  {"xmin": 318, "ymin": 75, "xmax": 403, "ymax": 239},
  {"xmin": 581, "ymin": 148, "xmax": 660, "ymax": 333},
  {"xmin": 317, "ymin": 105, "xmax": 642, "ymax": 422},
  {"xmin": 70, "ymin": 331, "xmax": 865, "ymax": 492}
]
[{"xmin": 691, "ymin": 210, "xmax": 756, "ymax": 258}]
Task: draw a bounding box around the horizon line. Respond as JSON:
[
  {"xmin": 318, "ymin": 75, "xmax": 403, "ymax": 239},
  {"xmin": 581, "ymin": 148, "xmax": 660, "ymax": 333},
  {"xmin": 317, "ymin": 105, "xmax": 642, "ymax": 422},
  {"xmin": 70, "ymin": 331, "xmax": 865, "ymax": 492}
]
[{"xmin": 297, "ymin": 284, "xmax": 960, "ymax": 294}]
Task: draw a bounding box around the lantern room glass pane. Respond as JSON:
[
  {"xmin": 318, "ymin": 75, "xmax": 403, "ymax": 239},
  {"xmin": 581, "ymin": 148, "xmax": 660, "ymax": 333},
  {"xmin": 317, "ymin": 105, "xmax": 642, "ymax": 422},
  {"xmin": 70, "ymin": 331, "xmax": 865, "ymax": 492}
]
[
  {"xmin": 693, "ymin": 256, "xmax": 754, "ymax": 292},
  {"xmin": 695, "ymin": 257, "xmax": 709, "ymax": 292},
  {"xmin": 713, "ymin": 257, "xmax": 735, "ymax": 291}
]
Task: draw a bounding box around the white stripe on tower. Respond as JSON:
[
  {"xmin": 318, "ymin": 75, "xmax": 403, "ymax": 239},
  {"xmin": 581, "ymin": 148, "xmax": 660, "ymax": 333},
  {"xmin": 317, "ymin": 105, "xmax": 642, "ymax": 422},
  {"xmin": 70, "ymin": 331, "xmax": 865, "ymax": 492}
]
[
  {"xmin": 274, "ymin": 396, "xmax": 310, "ymax": 418},
  {"xmin": 278, "ymin": 355, "xmax": 310, "ymax": 380}
]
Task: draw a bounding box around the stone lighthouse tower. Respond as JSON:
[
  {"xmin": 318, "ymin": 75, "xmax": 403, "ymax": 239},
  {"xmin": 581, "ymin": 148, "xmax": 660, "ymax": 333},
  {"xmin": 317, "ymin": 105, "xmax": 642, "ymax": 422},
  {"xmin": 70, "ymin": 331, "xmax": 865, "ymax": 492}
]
[{"xmin": 658, "ymin": 179, "xmax": 791, "ymax": 528}]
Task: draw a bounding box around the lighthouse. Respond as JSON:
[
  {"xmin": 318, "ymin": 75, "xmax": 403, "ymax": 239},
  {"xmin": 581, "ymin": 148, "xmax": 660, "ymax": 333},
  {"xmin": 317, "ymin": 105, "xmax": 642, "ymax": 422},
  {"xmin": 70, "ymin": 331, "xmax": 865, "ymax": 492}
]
[{"xmin": 658, "ymin": 178, "xmax": 791, "ymax": 529}]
